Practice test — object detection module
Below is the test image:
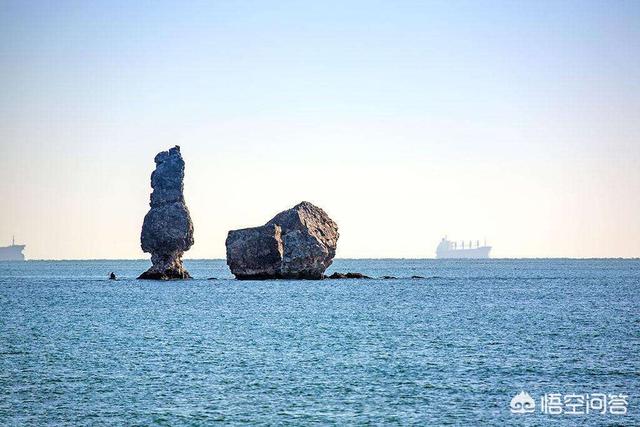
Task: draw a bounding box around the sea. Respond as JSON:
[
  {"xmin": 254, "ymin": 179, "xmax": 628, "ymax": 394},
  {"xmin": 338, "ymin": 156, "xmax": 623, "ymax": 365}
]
[{"xmin": 0, "ymin": 259, "xmax": 638, "ymax": 425}]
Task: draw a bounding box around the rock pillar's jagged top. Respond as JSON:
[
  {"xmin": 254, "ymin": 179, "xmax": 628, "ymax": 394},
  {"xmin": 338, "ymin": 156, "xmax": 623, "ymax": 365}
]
[{"xmin": 149, "ymin": 146, "xmax": 185, "ymax": 207}]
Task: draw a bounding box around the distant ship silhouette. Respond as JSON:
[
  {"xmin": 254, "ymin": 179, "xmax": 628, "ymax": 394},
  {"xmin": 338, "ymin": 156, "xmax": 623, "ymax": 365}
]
[
  {"xmin": 0, "ymin": 236, "xmax": 26, "ymax": 261},
  {"xmin": 436, "ymin": 236, "xmax": 491, "ymax": 259}
]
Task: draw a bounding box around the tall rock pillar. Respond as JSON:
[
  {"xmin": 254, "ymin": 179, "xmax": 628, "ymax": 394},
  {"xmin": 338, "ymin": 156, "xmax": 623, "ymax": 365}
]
[{"xmin": 138, "ymin": 146, "xmax": 194, "ymax": 280}]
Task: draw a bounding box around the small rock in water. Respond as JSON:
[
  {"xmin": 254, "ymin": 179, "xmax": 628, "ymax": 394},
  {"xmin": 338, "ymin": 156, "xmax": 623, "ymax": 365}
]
[
  {"xmin": 411, "ymin": 275, "xmax": 426, "ymax": 279},
  {"xmin": 109, "ymin": 272, "xmax": 116, "ymax": 280},
  {"xmin": 138, "ymin": 146, "xmax": 194, "ymax": 280},
  {"xmin": 207, "ymin": 277, "xmax": 218, "ymax": 280},
  {"xmin": 226, "ymin": 201, "xmax": 338, "ymax": 280},
  {"xmin": 327, "ymin": 272, "xmax": 372, "ymax": 279},
  {"xmin": 380, "ymin": 275, "xmax": 398, "ymax": 279}
]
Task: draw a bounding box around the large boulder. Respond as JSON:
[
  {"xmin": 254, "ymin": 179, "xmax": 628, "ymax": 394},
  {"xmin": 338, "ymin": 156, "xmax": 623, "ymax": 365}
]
[
  {"xmin": 226, "ymin": 201, "xmax": 338, "ymax": 279},
  {"xmin": 138, "ymin": 146, "xmax": 194, "ymax": 280}
]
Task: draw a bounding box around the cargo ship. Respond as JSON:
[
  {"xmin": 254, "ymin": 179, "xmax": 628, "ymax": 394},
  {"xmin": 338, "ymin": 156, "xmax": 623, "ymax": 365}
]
[
  {"xmin": 0, "ymin": 236, "xmax": 26, "ymax": 261},
  {"xmin": 436, "ymin": 237, "xmax": 491, "ymax": 259}
]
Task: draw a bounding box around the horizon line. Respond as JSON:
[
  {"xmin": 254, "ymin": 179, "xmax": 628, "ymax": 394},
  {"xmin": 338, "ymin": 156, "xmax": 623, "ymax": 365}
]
[{"xmin": 5, "ymin": 257, "xmax": 640, "ymax": 262}]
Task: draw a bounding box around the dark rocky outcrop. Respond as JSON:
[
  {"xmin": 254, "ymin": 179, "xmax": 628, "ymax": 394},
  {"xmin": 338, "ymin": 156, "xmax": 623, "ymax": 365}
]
[
  {"xmin": 226, "ymin": 201, "xmax": 338, "ymax": 280},
  {"xmin": 326, "ymin": 272, "xmax": 372, "ymax": 279},
  {"xmin": 138, "ymin": 146, "xmax": 194, "ymax": 280}
]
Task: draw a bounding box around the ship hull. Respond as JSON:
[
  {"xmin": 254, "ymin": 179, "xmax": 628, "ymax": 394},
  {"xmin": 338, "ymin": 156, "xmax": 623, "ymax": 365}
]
[
  {"xmin": 436, "ymin": 246, "xmax": 491, "ymax": 259},
  {"xmin": 0, "ymin": 245, "xmax": 26, "ymax": 261}
]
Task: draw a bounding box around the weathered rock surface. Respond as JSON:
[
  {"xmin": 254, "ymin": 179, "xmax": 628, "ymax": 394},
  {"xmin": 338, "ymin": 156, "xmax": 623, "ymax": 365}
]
[
  {"xmin": 138, "ymin": 146, "xmax": 194, "ymax": 280},
  {"xmin": 226, "ymin": 201, "xmax": 338, "ymax": 280}
]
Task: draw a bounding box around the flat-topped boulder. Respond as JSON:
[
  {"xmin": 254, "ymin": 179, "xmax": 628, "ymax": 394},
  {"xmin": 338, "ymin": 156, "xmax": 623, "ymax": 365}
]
[
  {"xmin": 226, "ymin": 201, "xmax": 338, "ymax": 280},
  {"xmin": 225, "ymin": 224, "xmax": 284, "ymax": 280},
  {"xmin": 138, "ymin": 146, "xmax": 194, "ymax": 280}
]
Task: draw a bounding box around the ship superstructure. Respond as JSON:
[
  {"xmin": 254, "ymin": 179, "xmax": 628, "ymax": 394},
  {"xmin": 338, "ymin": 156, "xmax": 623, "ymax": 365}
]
[
  {"xmin": 436, "ymin": 237, "xmax": 491, "ymax": 259},
  {"xmin": 0, "ymin": 236, "xmax": 26, "ymax": 261}
]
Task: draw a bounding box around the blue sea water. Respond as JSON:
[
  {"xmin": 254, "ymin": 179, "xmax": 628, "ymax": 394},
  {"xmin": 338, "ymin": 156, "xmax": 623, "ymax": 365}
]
[{"xmin": 0, "ymin": 259, "xmax": 638, "ymax": 425}]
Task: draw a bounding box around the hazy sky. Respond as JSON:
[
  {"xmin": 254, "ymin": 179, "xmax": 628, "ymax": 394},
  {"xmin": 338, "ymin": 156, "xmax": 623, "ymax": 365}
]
[{"xmin": 1, "ymin": 0, "xmax": 639, "ymax": 259}]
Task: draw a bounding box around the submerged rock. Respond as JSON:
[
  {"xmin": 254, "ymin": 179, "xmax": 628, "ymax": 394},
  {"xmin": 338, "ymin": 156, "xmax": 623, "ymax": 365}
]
[
  {"xmin": 138, "ymin": 146, "xmax": 194, "ymax": 280},
  {"xmin": 226, "ymin": 201, "xmax": 338, "ymax": 280}
]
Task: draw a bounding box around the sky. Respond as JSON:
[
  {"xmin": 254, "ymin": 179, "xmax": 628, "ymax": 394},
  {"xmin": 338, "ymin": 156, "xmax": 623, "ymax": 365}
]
[{"xmin": 1, "ymin": 0, "xmax": 639, "ymax": 259}]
